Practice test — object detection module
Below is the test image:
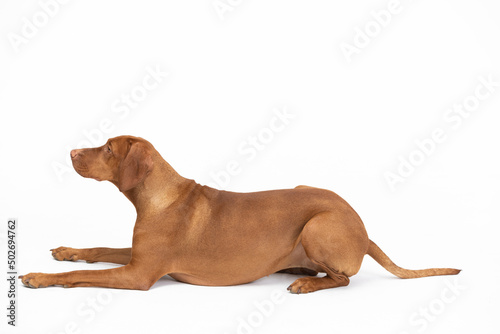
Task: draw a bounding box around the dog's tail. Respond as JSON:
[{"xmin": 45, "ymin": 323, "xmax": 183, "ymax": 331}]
[{"xmin": 367, "ymin": 240, "xmax": 461, "ymax": 279}]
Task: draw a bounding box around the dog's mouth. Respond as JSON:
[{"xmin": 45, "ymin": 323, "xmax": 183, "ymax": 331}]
[
  {"xmin": 73, "ymin": 164, "xmax": 105, "ymax": 182},
  {"xmin": 72, "ymin": 163, "xmax": 89, "ymax": 176}
]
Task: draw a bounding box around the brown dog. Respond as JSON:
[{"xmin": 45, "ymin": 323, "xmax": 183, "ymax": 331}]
[{"xmin": 20, "ymin": 135, "xmax": 460, "ymax": 293}]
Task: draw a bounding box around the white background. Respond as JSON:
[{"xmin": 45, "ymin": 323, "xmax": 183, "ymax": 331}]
[{"xmin": 1, "ymin": 0, "xmax": 499, "ymax": 333}]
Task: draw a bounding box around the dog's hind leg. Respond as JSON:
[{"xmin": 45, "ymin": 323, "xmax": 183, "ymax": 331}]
[{"xmin": 287, "ymin": 212, "xmax": 369, "ymax": 294}]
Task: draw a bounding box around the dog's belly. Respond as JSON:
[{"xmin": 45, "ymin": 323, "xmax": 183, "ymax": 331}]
[{"xmin": 167, "ymin": 237, "xmax": 321, "ymax": 286}]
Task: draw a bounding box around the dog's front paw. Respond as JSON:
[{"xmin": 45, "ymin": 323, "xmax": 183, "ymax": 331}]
[
  {"xmin": 51, "ymin": 246, "xmax": 78, "ymax": 261},
  {"xmin": 19, "ymin": 273, "xmax": 52, "ymax": 288},
  {"xmin": 51, "ymin": 247, "xmax": 93, "ymax": 262}
]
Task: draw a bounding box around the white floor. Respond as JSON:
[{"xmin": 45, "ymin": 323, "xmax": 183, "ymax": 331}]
[{"xmin": 3, "ymin": 235, "xmax": 496, "ymax": 334}]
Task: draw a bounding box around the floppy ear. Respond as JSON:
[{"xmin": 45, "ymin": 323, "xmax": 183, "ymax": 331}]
[{"xmin": 118, "ymin": 142, "xmax": 154, "ymax": 192}]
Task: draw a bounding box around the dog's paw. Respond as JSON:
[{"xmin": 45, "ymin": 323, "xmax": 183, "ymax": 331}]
[
  {"xmin": 19, "ymin": 273, "xmax": 51, "ymax": 288},
  {"xmin": 51, "ymin": 247, "xmax": 78, "ymax": 261},
  {"xmin": 287, "ymin": 277, "xmax": 322, "ymax": 294},
  {"xmin": 51, "ymin": 247, "xmax": 92, "ymax": 262}
]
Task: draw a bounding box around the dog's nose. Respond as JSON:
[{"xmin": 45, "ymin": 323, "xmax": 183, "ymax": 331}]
[{"xmin": 70, "ymin": 149, "xmax": 80, "ymax": 159}]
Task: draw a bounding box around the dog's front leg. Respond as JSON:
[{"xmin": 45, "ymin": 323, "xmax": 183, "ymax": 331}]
[
  {"xmin": 51, "ymin": 247, "xmax": 132, "ymax": 265},
  {"xmin": 20, "ymin": 264, "xmax": 161, "ymax": 290}
]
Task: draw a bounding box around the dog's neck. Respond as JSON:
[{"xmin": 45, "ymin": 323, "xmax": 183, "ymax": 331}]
[{"xmin": 121, "ymin": 155, "xmax": 196, "ymax": 214}]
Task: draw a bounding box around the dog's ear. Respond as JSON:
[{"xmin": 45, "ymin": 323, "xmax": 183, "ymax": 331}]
[{"xmin": 118, "ymin": 141, "xmax": 154, "ymax": 192}]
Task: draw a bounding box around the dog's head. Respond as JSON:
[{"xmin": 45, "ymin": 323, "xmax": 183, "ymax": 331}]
[{"xmin": 71, "ymin": 136, "xmax": 154, "ymax": 192}]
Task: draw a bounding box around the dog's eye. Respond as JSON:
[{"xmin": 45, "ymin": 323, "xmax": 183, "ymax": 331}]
[{"xmin": 106, "ymin": 146, "xmax": 112, "ymax": 154}]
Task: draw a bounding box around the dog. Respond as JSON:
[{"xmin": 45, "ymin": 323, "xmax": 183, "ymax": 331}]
[{"xmin": 20, "ymin": 135, "xmax": 460, "ymax": 293}]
